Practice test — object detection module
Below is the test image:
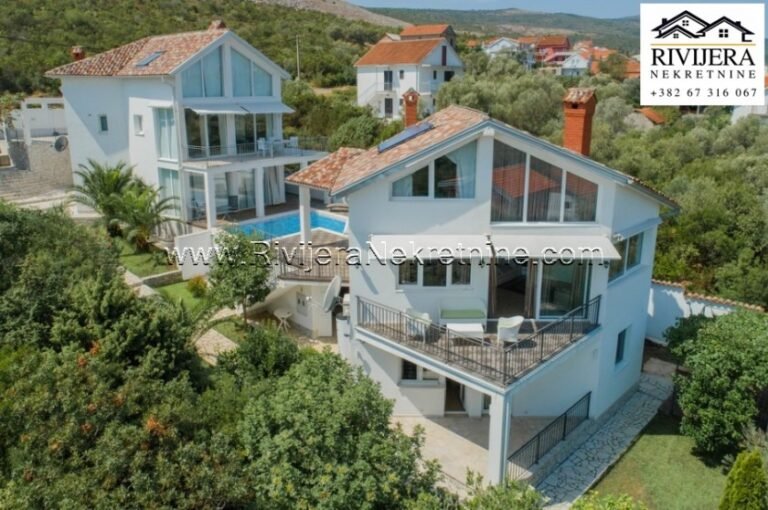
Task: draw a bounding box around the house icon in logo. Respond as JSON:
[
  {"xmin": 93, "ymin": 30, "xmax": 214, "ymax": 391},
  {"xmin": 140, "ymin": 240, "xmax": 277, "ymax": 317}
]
[{"xmin": 653, "ymin": 10, "xmax": 755, "ymax": 42}]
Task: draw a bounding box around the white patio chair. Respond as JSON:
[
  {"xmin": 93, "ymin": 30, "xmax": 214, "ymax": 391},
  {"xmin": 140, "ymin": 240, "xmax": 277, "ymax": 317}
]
[
  {"xmin": 257, "ymin": 138, "xmax": 268, "ymax": 157},
  {"xmin": 406, "ymin": 308, "xmax": 431, "ymax": 341},
  {"xmin": 288, "ymin": 136, "xmax": 299, "ymax": 154},
  {"xmin": 497, "ymin": 316, "xmax": 525, "ymax": 346}
]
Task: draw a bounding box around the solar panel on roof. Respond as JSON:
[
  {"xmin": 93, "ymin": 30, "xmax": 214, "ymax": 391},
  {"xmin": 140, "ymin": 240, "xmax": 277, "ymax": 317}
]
[
  {"xmin": 135, "ymin": 51, "xmax": 165, "ymax": 67},
  {"xmin": 377, "ymin": 122, "xmax": 434, "ymax": 153}
]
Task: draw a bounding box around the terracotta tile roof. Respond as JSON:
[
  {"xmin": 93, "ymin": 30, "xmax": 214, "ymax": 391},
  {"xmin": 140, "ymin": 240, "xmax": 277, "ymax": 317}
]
[
  {"xmin": 355, "ymin": 38, "xmax": 444, "ymax": 66},
  {"xmin": 400, "ymin": 24, "xmax": 451, "ymax": 37},
  {"xmin": 517, "ymin": 35, "xmax": 570, "ymax": 48},
  {"xmin": 286, "ymin": 148, "xmax": 366, "ymax": 191},
  {"xmin": 625, "ymin": 58, "xmax": 641, "ymax": 78},
  {"xmin": 46, "ymin": 28, "xmax": 228, "ymax": 77},
  {"xmin": 637, "ymin": 107, "xmax": 666, "ymax": 125},
  {"xmin": 564, "ymin": 88, "xmax": 596, "ymax": 104},
  {"xmin": 652, "ymin": 279, "xmax": 765, "ymax": 312}
]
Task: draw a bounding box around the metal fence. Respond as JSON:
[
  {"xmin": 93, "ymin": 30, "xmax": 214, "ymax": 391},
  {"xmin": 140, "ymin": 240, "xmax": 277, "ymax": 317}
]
[
  {"xmin": 278, "ymin": 256, "xmax": 350, "ymax": 282},
  {"xmin": 508, "ymin": 392, "xmax": 592, "ymax": 479},
  {"xmin": 185, "ymin": 136, "xmax": 328, "ymax": 166}
]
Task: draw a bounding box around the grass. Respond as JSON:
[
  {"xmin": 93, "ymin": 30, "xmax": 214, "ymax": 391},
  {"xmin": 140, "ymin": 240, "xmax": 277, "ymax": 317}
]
[
  {"xmin": 592, "ymin": 414, "xmax": 726, "ymax": 510},
  {"xmin": 155, "ymin": 281, "xmax": 206, "ymax": 313},
  {"xmin": 115, "ymin": 238, "xmax": 175, "ymax": 277},
  {"xmin": 213, "ymin": 318, "xmax": 250, "ymax": 343}
]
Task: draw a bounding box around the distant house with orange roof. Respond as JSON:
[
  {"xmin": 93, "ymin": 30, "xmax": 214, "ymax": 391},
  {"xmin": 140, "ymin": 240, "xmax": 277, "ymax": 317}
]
[
  {"xmin": 517, "ymin": 34, "xmax": 571, "ymax": 61},
  {"xmin": 356, "ymin": 25, "xmax": 464, "ymax": 120}
]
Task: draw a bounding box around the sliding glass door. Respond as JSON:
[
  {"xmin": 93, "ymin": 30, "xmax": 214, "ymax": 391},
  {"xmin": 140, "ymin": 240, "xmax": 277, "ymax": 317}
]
[{"xmin": 539, "ymin": 262, "xmax": 591, "ymax": 318}]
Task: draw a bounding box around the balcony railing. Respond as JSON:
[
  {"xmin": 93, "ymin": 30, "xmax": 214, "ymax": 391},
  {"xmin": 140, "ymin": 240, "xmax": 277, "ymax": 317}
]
[
  {"xmin": 383, "ymin": 82, "xmax": 394, "ymax": 91},
  {"xmin": 278, "ymin": 256, "xmax": 350, "ymax": 283},
  {"xmin": 184, "ymin": 136, "xmax": 328, "ymax": 168},
  {"xmin": 508, "ymin": 392, "xmax": 591, "ymax": 480},
  {"xmin": 356, "ymin": 295, "xmax": 601, "ymax": 386}
]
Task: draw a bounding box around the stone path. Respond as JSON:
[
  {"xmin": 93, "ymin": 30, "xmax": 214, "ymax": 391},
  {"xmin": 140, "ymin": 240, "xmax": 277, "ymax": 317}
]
[
  {"xmin": 538, "ymin": 373, "xmax": 674, "ymax": 509},
  {"xmin": 195, "ymin": 328, "xmax": 238, "ymax": 365}
]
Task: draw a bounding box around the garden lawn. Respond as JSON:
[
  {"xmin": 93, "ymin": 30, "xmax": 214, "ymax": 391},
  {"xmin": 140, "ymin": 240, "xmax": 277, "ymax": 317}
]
[
  {"xmin": 213, "ymin": 318, "xmax": 249, "ymax": 343},
  {"xmin": 115, "ymin": 238, "xmax": 175, "ymax": 277},
  {"xmin": 155, "ymin": 281, "xmax": 205, "ymax": 313},
  {"xmin": 592, "ymin": 414, "xmax": 726, "ymax": 510}
]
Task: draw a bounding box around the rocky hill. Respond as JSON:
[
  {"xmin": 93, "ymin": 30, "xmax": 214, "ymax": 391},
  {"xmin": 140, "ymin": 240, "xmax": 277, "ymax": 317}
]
[{"xmin": 253, "ymin": 0, "xmax": 408, "ymax": 27}]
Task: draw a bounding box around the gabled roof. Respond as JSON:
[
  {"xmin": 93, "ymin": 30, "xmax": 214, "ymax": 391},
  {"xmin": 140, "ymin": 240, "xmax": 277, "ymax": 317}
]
[
  {"xmin": 699, "ymin": 16, "xmax": 755, "ymax": 35},
  {"xmin": 287, "ymin": 104, "xmax": 679, "ymax": 211},
  {"xmin": 517, "ymin": 35, "xmax": 570, "ymax": 47},
  {"xmin": 652, "ymin": 10, "xmax": 709, "ymax": 32},
  {"xmin": 355, "ymin": 38, "xmax": 445, "ymax": 66},
  {"xmin": 286, "ymin": 148, "xmax": 366, "ymax": 191},
  {"xmin": 47, "ymin": 29, "xmax": 229, "ymax": 77},
  {"xmin": 562, "ymin": 54, "xmax": 590, "ymax": 69},
  {"xmin": 400, "ymin": 24, "xmax": 452, "ymax": 37}
]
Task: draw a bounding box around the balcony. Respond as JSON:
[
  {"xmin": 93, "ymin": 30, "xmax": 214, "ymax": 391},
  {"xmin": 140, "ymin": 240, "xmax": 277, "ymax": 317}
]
[
  {"xmin": 356, "ymin": 295, "xmax": 601, "ymax": 386},
  {"xmin": 184, "ymin": 136, "xmax": 328, "ymax": 169}
]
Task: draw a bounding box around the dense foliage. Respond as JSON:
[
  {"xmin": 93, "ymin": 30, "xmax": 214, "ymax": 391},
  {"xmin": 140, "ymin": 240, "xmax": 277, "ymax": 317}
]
[
  {"xmin": 0, "ymin": 0, "xmax": 387, "ymax": 93},
  {"xmin": 573, "ymin": 492, "xmax": 648, "ymax": 510},
  {"xmin": 719, "ymin": 450, "xmax": 768, "ymax": 510},
  {"xmin": 0, "ymin": 203, "xmax": 446, "ymax": 508},
  {"xmin": 674, "ymin": 312, "xmax": 768, "ymax": 456}
]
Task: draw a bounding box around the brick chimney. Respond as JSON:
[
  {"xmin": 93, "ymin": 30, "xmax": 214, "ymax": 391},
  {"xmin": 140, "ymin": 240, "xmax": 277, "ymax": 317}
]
[
  {"xmin": 562, "ymin": 88, "xmax": 597, "ymax": 156},
  {"xmin": 402, "ymin": 88, "xmax": 420, "ymax": 127},
  {"xmin": 208, "ymin": 19, "xmax": 227, "ymax": 30},
  {"xmin": 70, "ymin": 46, "xmax": 85, "ymax": 61}
]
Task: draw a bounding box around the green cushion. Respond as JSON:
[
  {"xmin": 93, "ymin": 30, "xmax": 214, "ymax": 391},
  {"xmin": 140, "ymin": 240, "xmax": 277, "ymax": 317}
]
[{"xmin": 441, "ymin": 309, "xmax": 486, "ymax": 320}]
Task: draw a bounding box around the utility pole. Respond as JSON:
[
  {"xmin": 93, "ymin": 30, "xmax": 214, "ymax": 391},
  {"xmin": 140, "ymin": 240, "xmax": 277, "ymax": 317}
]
[{"xmin": 296, "ymin": 35, "xmax": 301, "ymax": 80}]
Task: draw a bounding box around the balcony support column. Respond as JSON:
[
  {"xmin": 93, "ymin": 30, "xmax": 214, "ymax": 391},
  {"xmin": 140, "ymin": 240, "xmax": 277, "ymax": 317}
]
[
  {"xmin": 204, "ymin": 171, "xmax": 217, "ymax": 230},
  {"xmin": 487, "ymin": 392, "xmax": 512, "ymax": 484},
  {"xmin": 299, "ymin": 184, "xmax": 312, "ymax": 245},
  {"xmin": 255, "ymin": 166, "xmax": 265, "ymax": 218}
]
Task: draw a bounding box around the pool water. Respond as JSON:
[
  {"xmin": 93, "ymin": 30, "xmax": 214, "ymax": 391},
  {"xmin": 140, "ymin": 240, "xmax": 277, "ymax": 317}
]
[{"xmin": 237, "ymin": 211, "xmax": 346, "ymax": 239}]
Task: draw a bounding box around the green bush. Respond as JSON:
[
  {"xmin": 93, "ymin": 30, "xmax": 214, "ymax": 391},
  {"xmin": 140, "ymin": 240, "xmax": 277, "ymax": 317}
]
[
  {"xmin": 186, "ymin": 275, "xmax": 208, "ymax": 298},
  {"xmin": 719, "ymin": 450, "xmax": 768, "ymax": 510},
  {"xmin": 573, "ymin": 492, "xmax": 648, "ymax": 510}
]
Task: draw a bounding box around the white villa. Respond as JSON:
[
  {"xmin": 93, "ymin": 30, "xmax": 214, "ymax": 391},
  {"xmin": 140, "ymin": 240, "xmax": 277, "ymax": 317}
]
[
  {"xmin": 287, "ymin": 89, "xmax": 678, "ymax": 485},
  {"xmin": 356, "ymin": 25, "xmax": 464, "ymax": 120},
  {"xmin": 482, "ymin": 37, "xmax": 535, "ymax": 69},
  {"xmin": 47, "ymin": 21, "xmax": 328, "ymax": 232}
]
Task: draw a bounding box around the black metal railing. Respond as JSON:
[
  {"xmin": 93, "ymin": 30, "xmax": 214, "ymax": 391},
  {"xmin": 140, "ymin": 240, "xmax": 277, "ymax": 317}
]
[
  {"xmin": 508, "ymin": 392, "xmax": 592, "ymax": 480},
  {"xmin": 278, "ymin": 256, "xmax": 350, "ymax": 282},
  {"xmin": 355, "ymin": 295, "xmax": 601, "ymax": 386}
]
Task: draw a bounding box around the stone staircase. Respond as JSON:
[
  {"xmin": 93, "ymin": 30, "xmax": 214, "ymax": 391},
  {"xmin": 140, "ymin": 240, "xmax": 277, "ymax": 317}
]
[{"xmin": 0, "ymin": 168, "xmax": 71, "ymax": 204}]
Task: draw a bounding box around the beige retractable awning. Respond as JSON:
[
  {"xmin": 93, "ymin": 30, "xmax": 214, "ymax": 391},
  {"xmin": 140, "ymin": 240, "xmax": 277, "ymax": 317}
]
[{"xmin": 187, "ymin": 101, "xmax": 294, "ymax": 115}]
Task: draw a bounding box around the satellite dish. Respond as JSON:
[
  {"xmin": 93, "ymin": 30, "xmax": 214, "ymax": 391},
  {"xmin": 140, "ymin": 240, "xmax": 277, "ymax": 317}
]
[
  {"xmin": 53, "ymin": 135, "xmax": 68, "ymax": 152},
  {"xmin": 321, "ymin": 275, "xmax": 342, "ymax": 313}
]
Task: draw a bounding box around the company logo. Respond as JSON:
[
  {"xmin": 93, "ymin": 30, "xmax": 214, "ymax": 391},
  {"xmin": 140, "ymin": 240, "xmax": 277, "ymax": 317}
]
[{"xmin": 641, "ymin": 4, "xmax": 765, "ymax": 106}]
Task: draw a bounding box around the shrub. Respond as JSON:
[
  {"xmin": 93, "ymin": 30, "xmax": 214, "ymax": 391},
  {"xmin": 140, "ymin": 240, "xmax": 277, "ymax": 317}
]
[
  {"xmin": 462, "ymin": 473, "xmax": 543, "ymax": 510},
  {"xmin": 573, "ymin": 492, "xmax": 648, "ymax": 510},
  {"xmin": 187, "ymin": 275, "xmax": 207, "ymax": 298},
  {"xmin": 719, "ymin": 450, "xmax": 768, "ymax": 510}
]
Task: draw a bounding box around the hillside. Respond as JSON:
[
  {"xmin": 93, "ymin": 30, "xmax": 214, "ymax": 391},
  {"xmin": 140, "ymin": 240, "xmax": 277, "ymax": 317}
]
[
  {"xmin": 0, "ymin": 0, "xmax": 394, "ymax": 93},
  {"xmin": 370, "ymin": 8, "xmax": 641, "ymax": 52},
  {"xmin": 253, "ymin": 0, "xmax": 408, "ymax": 27}
]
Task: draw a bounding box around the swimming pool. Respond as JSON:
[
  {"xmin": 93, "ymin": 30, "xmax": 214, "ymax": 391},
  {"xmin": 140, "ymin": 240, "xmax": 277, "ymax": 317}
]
[{"xmin": 236, "ymin": 211, "xmax": 347, "ymax": 239}]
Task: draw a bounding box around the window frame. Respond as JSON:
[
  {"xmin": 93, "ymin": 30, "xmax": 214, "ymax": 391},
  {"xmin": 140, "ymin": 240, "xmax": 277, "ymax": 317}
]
[
  {"xmin": 98, "ymin": 114, "xmax": 109, "ymax": 133},
  {"xmin": 401, "ymin": 359, "xmax": 440, "ymax": 384},
  {"xmin": 133, "ymin": 114, "xmax": 144, "ymax": 136},
  {"xmin": 608, "ymin": 231, "xmax": 645, "ymax": 283},
  {"xmin": 615, "ymin": 328, "xmax": 627, "ymax": 366},
  {"xmin": 390, "ymin": 143, "xmax": 477, "ymax": 201},
  {"xmin": 396, "ymin": 259, "xmax": 473, "ymax": 289}
]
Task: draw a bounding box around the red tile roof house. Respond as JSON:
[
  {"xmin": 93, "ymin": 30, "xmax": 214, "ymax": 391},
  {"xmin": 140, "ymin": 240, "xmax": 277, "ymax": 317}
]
[
  {"xmin": 517, "ymin": 35, "xmax": 571, "ymax": 62},
  {"xmin": 356, "ymin": 25, "xmax": 464, "ymax": 121},
  {"xmin": 46, "ymin": 20, "xmax": 331, "ymax": 235},
  {"xmin": 286, "ymin": 90, "xmax": 678, "ymax": 487}
]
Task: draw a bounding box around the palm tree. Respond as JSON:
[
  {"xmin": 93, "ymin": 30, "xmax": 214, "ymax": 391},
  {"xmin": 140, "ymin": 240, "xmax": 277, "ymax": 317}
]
[
  {"xmin": 72, "ymin": 159, "xmax": 135, "ymax": 235},
  {"xmin": 118, "ymin": 183, "xmax": 178, "ymax": 251}
]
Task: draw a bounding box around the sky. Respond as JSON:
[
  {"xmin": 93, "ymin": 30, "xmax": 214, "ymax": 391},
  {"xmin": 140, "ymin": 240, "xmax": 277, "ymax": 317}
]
[{"xmin": 349, "ymin": 0, "xmax": 764, "ymax": 22}]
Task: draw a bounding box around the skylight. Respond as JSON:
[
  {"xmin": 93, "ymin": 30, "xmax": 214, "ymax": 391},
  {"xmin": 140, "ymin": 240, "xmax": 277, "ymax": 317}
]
[
  {"xmin": 135, "ymin": 51, "xmax": 165, "ymax": 67},
  {"xmin": 378, "ymin": 122, "xmax": 434, "ymax": 153}
]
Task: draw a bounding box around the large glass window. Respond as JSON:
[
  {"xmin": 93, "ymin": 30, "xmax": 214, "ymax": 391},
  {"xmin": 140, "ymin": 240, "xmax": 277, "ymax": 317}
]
[
  {"xmin": 435, "ymin": 143, "xmax": 476, "ymax": 198},
  {"xmin": 155, "ymin": 108, "xmax": 178, "ymax": 161},
  {"xmin": 609, "ymin": 232, "xmax": 645, "ymax": 282},
  {"xmin": 528, "ymin": 157, "xmax": 563, "ymax": 222},
  {"xmin": 182, "ymin": 62, "xmax": 203, "ymax": 97},
  {"xmin": 182, "ymin": 47, "xmax": 223, "ymax": 98},
  {"xmin": 392, "ymin": 166, "xmax": 428, "ymax": 197},
  {"xmin": 158, "ymin": 168, "xmax": 181, "ymax": 217},
  {"xmin": 539, "ymin": 262, "xmax": 589, "ymax": 317},
  {"xmin": 564, "ymin": 173, "xmax": 598, "ymax": 222},
  {"xmin": 491, "ymin": 141, "xmax": 526, "ymax": 222},
  {"xmin": 235, "ymin": 115, "xmax": 255, "ymax": 153},
  {"xmin": 252, "ymin": 64, "xmax": 273, "ymax": 96},
  {"xmin": 207, "ymin": 115, "xmax": 224, "ymax": 156},
  {"xmin": 627, "ymin": 233, "xmax": 643, "ymax": 269},
  {"xmin": 185, "ymin": 109, "xmax": 204, "ymax": 158},
  {"xmin": 188, "ymin": 173, "xmax": 206, "ymax": 221},
  {"xmin": 232, "ymin": 49, "xmax": 253, "ymax": 97}
]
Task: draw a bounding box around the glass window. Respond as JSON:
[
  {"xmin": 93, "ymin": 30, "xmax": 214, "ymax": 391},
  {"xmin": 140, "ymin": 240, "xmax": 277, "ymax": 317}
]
[
  {"xmin": 626, "ymin": 233, "xmax": 643, "ymax": 269},
  {"xmin": 207, "ymin": 115, "xmax": 224, "ymax": 155},
  {"xmin": 422, "ymin": 368, "xmax": 439, "ymax": 381},
  {"xmin": 608, "ymin": 240, "xmax": 626, "ymax": 281},
  {"xmin": 540, "ymin": 262, "xmax": 589, "ymax": 317},
  {"xmin": 188, "ymin": 173, "xmax": 206, "ymax": 221},
  {"xmin": 451, "ymin": 259, "xmax": 471, "ymax": 285},
  {"xmin": 564, "ymin": 173, "xmax": 597, "ymax": 222},
  {"xmin": 202, "ymin": 47, "xmax": 223, "ymax": 97},
  {"xmin": 182, "ymin": 61, "xmax": 203, "ymax": 97},
  {"xmin": 491, "ymin": 140, "xmax": 526, "ymax": 222},
  {"xmin": 158, "ymin": 168, "xmax": 180, "ymax": 217},
  {"xmin": 98, "ymin": 114, "xmax": 108, "ymax": 132},
  {"xmin": 434, "ymin": 142, "xmax": 476, "ymax": 199},
  {"xmin": 402, "ymin": 360, "xmax": 418, "ymax": 380},
  {"xmin": 252, "ymin": 63, "xmax": 273, "ymax": 96},
  {"xmin": 235, "ymin": 115, "xmax": 255, "ymax": 154},
  {"xmin": 133, "ymin": 114, "xmax": 143, "ymax": 136},
  {"xmin": 423, "ymin": 260, "xmax": 447, "ymax": 287},
  {"xmin": 155, "ymin": 109, "xmax": 178, "ymax": 161},
  {"xmin": 615, "ymin": 329, "xmax": 627, "ymax": 364},
  {"xmin": 528, "ymin": 156, "xmax": 562, "ymax": 222},
  {"xmin": 392, "ymin": 166, "xmax": 428, "ymax": 197},
  {"xmin": 398, "ymin": 260, "xmax": 418, "ymax": 285},
  {"xmin": 232, "ymin": 50, "xmax": 253, "ymax": 97},
  {"xmin": 185, "ymin": 109, "xmax": 204, "ymax": 158}
]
